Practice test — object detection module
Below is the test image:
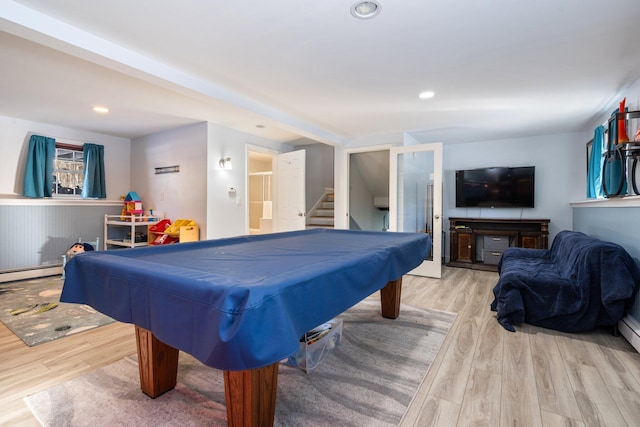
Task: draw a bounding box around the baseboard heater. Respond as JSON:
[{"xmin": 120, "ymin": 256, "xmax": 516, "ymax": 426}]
[
  {"xmin": 619, "ymin": 315, "xmax": 640, "ymax": 353},
  {"xmin": 0, "ymin": 265, "xmax": 63, "ymax": 283}
]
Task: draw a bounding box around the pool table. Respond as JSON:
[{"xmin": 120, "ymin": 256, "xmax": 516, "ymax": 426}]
[{"xmin": 61, "ymin": 228, "xmax": 431, "ymax": 426}]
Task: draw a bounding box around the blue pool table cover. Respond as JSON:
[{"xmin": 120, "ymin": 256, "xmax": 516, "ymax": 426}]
[{"xmin": 61, "ymin": 228, "xmax": 431, "ymax": 371}]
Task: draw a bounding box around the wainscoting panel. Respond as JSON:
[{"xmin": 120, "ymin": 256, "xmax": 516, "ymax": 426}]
[
  {"xmin": 0, "ymin": 203, "xmax": 121, "ymax": 274},
  {"xmin": 573, "ymin": 204, "xmax": 640, "ymax": 352}
]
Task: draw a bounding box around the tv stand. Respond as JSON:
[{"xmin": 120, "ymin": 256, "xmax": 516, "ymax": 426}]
[{"xmin": 448, "ymin": 217, "xmax": 550, "ymax": 272}]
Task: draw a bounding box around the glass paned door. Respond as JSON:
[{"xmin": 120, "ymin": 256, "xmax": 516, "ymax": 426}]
[{"xmin": 389, "ymin": 143, "xmax": 442, "ymax": 278}]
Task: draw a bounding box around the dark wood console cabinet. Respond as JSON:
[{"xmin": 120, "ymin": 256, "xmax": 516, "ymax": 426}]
[{"xmin": 448, "ymin": 217, "xmax": 550, "ymax": 272}]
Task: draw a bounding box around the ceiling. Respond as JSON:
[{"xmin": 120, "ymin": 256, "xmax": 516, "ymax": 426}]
[{"xmin": 2, "ymin": 0, "xmax": 640, "ymax": 146}]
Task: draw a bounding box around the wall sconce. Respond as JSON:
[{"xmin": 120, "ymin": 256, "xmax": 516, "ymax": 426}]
[{"xmin": 219, "ymin": 157, "xmax": 232, "ymax": 170}]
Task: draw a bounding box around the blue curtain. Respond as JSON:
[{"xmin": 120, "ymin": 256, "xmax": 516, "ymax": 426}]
[
  {"xmin": 586, "ymin": 126, "xmax": 604, "ymax": 198},
  {"xmin": 82, "ymin": 143, "xmax": 106, "ymax": 198},
  {"xmin": 23, "ymin": 134, "xmax": 55, "ymax": 198}
]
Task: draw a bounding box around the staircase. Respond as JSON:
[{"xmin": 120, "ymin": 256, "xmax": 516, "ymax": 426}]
[{"xmin": 306, "ymin": 189, "xmax": 334, "ymax": 229}]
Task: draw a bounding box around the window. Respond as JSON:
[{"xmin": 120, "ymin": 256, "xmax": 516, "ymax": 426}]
[{"xmin": 52, "ymin": 143, "xmax": 84, "ymax": 196}]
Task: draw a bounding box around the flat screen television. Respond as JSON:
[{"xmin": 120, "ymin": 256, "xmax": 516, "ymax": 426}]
[{"xmin": 455, "ymin": 166, "xmax": 535, "ymax": 208}]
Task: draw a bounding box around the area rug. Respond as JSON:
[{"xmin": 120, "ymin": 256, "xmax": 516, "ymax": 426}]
[
  {"xmin": 25, "ymin": 299, "xmax": 456, "ymax": 426},
  {"xmin": 0, "ymin": 276, "xmax": 115, "ymax": 346}
]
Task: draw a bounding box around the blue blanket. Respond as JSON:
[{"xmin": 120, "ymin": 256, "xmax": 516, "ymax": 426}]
[{"xmin": 490, "ymin": 230, "xmax": 640, "ymax": 332}]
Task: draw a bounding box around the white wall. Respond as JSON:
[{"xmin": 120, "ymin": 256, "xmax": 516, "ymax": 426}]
[
  {"xmin": 0, "ymin": 115, "xmax": 130, "ymax": 199},
  {"xmin": 349, "ymin": 159, "xmax": 382, "ymax": 230},
  {"xmin": 207, "ymin": 122, "xmax": 293, "ymax": 239},
  {"xmin": 130, "ymin": 122, "xmax": 208, "ymax": 237},
  {"xmin": 303, "ymin": 143, "xmax": 334, "ymax": 210},
  {"xmin": 127, "ymin": 121, "xmax": 294, "ymax": 241}
]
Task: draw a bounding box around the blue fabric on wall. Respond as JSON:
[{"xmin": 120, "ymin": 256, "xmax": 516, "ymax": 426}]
[
  {"xmin": 586, "ymin": 126, "xmax": 604, "ymax": 198},
  {"xmin": 81, "ymin": 143, "xmax": 106, "ymax": 198},
  {"xmin": 23, "ymin": 135, "xmax": 55, "ymax": 198}
]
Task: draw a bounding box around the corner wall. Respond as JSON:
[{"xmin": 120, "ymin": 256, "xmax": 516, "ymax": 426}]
[
  {"xmin": 131, "ymin": 122, "xmax": 209, "ymax": 237},
  {"xmin": 0, "ymin": 114, "xmax": 130, "ymax": 278},
  {"xmin": 304, "ymin": 143, "xmax": 334, "ymax": 210},
  {"xmin": 572, "ymin": 76, "xmax": 640, "ymax": 352},
  {"xmin": 206, "ymin": 122, "xmax": 294, "ymax": 239}
]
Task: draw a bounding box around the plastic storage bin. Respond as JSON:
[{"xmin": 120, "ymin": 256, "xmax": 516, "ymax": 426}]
[
  {"xmin": 285, "ymin": 318, "xmax": 342, "ymax": 373},
  {"xmin": 149, "ymin": 219, "xmax": 171, "ymax": 233},
  {"xmin": 164, "ymin": 219, "xmax": 195, "ymax": 237}
]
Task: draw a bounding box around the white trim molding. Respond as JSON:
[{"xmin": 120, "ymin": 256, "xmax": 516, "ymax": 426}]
[
  {"xmin": 619, "ymin": 315, "xmax": 640, "ymax": 353},
  {"xmin": 0, "ymin": 197, "xmax": 122, "ymax": 206}
]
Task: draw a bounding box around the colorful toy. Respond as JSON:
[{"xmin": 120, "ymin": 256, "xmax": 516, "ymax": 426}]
[
  {"xmin": 65, "ymin": 242, "xmax": 95, "ymax": 259},
  {"xmin": 121, "ymin": 191, "xmax": 144, "ymax": 220}
]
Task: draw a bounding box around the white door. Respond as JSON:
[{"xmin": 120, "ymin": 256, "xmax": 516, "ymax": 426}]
[
  {"xmin": 389, "ymin": 143, "xmax": 443, "ymax": 278},
  {"xmin": 273, "ymin": 150, "xmax": 306, "ymax": 232}
]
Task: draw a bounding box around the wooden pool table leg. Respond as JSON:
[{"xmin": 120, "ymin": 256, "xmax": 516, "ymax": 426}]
[
  {"xmin": 380, "ymin": 277, "xmax": 402, "ymax": 319},
  {"xmin": 224, "ymin": 363, "xmax": 279, "ymax": 427},
  {"xmin": 135, "ymin": 326, "xmax": 278, "ymax": 426},
  {"xmin": 135, "ymin": 326, "xmax": 179, "ymax": 398}
]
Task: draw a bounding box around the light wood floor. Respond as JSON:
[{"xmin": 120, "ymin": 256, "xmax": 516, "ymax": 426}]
[{"xmin": 2, "ymin": 267, "xmax": 639, "ymax": 426}]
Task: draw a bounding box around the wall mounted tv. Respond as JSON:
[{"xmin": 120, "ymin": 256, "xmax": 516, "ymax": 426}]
[{"xmin": 455, "ymin": 166, "xmax": 535, "ymax": 208}]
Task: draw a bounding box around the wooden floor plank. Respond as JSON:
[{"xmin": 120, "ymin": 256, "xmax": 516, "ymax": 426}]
[
  {"xmin": 471, "ymin": 309, "xmax": 503, "ymax": 375},
  {"xmin": 598, "ymin": 332, "xmax": 640, "ymax": 393},
  {"xmin": 585, "ymin": 331, "xmax": 640, "ymax": 393},
  {"xmin": 540, "ymin": 409, "xmax": 585, "ymax": 427},
  {"xmin": 606, "ymin": 386, "xmax": 640, "ymax": 425},
  {"xmin": 564, "ymin": 361, "xmax": 627, "ymax": 426},
  {"xmin": 501, "ymin": 323, "xmax": 543, "ymax": 427},
  {"xmin": 552, "ymin": 329, "xmax": 595, "ymax": 367},
  {"xmin": 457, "ymin": 367, "xmax": 501, "ymax": 426},
  {"xmin": 529, "ymin": 328, "xmax": 583, "ymax": 421},
  {"xmin": 429, "ymin": 313, "xmax": 479, "ymax": 404},
  {"xmin": 413, "ymin": 396, "xmax": 461, "ymax": 427}
]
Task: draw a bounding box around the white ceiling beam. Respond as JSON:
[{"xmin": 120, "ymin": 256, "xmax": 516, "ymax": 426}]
[{"xmin": 0, "ymin": 0, "xmax": 346, "ymax": 145}]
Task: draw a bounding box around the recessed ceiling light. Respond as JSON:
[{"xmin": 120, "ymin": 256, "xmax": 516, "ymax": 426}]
[
  {"xmin": 418, "ymin": 91, "xmax": 435, "ymax": 99},
  {"xmin": 92, "ymin": 106, "xmax": 109, "ymax": 113},
  {"xmin": 350, "ymin": 1, "xmax": 381, "ymax": 20}
]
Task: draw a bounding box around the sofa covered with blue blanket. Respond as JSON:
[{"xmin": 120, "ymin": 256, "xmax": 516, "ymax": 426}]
[{"xmin": 490, "ymin": 230, "xmax": 640, "ymax": 332}]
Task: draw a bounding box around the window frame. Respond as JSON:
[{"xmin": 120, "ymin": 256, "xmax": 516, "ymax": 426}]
[{"xmin": 52, "ymin": 142, "xmax": 84, "ymax": 198}]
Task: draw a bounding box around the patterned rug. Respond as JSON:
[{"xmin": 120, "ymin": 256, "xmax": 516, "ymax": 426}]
[
  {"xmin": 25, "ymin": 299, "xmax": 456, "ymax": 426},
  {"xmin": 0, "ymin": 276, "xmax": 115, "ymax": 346}
]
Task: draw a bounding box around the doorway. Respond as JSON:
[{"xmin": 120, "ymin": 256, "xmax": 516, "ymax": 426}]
[
  {"xmin": 344, "ymin": 143, "xmax": 443, "ymax": 278},
  {"xmin": 248, "ymin": 150, "xmax": 274, "ymax": 235},
  {"xmin": 348, "ymin": 149, "xmax": 390, "ymax": 231}
]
